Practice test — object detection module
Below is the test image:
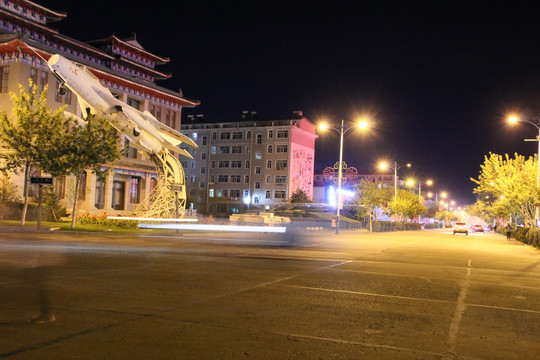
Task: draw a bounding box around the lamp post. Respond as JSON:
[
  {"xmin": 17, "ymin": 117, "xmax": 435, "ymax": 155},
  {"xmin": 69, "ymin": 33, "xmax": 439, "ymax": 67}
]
[
  {"xmin": 379, "ymin": 161, "xmax": 411, "ymax": 204},
  {"xmin": 508, "ymin": 114, "xmax": 540, "ymax": 226},
  {"xmin": 319, "ymin": 119, "xmax": 369, "ymax": 234}
]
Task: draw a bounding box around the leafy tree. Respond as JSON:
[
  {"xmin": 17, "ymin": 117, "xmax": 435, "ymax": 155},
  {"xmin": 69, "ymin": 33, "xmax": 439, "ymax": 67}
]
[
  {"xmin": 51, "ymin": 114, "xmax": 121, "ymax": 228},
  {"xmin": 388, "ymin": 188, "xmax": 427, "ymax": 220},
  {"xmin": 355, "ymin": 179, "xmax": 392, "ymax": 220},
  {"xmin": 290, "ymin": 188, "xmax": 311, "ymax": 203},
  {"xmin": 0, "ymin": 80, "xmax": 65, "ymax": 224},
  {"xmin": 471, "ymin": 152, "xmax": 539, "ymax": 227}
]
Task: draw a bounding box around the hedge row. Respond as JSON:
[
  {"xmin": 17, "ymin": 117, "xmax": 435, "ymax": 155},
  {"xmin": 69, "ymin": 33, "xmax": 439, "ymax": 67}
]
[
  {"xmin": 372, "ymin": 221, "xmax": 422, "ymax": 232},
  {"xmin": 513, "ymin": 227, "xmax": 540, "ymax": 248}
]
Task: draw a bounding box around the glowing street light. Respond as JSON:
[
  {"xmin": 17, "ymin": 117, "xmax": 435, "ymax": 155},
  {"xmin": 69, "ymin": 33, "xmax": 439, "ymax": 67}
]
[
  {"xmin": 318, "ymin": 118, "xmax": 370, "ymax": 234},
  {"xmin": 508, "ymin": 113, "xmax": 540, "ymax": 226},
  {"xmin": 379, "ymin": 161, "xmax": 411, "ymax": 202}
]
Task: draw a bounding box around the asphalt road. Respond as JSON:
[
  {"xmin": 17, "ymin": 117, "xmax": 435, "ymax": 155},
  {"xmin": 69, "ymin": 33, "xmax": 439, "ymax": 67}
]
[{"xmin": 0, "ymin": 228, "xmax": 539, "ymax": 359}]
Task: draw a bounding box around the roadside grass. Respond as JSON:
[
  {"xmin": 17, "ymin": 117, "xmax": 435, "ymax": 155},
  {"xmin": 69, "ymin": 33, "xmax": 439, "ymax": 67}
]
[{"xmin": 0, "ymin": 220, "xmax": 178, "ymax": 234}]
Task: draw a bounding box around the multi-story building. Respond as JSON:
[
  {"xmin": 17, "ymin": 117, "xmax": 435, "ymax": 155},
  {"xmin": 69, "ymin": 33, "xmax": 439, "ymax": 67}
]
[
  {"xmin": 0, "ymin": 0, "xmax": 198, "ymax": 216},
  {"xmin": 180, "ymin": 111, "xmax": 318, "ymax": 215}
]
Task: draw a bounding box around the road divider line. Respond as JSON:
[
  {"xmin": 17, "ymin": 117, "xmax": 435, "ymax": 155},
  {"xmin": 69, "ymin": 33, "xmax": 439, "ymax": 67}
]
[{"xmin": 445, "ymin": 259, "xmax": 472, "ymax": 358}]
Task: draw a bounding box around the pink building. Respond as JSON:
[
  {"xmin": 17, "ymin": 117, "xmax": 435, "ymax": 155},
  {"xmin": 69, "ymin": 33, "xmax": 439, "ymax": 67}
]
[{"xmin": 181, "ymin": 111, "xmax": 318, "ymax": 215}]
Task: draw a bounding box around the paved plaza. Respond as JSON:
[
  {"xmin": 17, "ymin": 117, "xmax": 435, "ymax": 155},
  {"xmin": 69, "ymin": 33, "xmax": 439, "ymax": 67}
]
[{"xmin": 0, "ymin": 228, "xmax": 539, "ymax": 359}]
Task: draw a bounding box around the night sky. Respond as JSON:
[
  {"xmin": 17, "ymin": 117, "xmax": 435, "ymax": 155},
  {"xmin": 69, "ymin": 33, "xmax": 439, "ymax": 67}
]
[{"xmin": 42, "ymin": 1, "xmax": 540, "ymax": 205}]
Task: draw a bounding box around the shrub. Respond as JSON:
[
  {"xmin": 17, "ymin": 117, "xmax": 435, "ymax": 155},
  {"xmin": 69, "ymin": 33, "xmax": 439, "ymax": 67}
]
[
  {"xmin": 76, "ymin": 213, "xmax": 138, "ymax": 228},
  {"xmin": 525, "ymin": 228, "xmax": 540, "ymax": 247},
  {"xmin": 513, "ymin": 227, "xmax": 530, "ymax": 244}
]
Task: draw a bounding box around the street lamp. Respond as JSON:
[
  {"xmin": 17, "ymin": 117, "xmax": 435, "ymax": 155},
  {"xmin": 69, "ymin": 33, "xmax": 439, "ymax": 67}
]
[
  {"xmin": 508, "ymin": 114, "xmax": 540, "ymax": 226},
  {"xmin": 318, "ymin": 118, "xmax": 370, "ymax": 234},
  {"xmin": 379, "ymin": 161, "xmax": 411, "ymax": 202}
]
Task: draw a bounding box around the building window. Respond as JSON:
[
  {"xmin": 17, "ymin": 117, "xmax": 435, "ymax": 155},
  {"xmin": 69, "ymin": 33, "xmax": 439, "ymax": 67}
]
[
  {"xmin": 190, "ymin": 175, "xmax": 196, "ymax": 183},
  {"xmin": 200, "ymin": 180, "xmax": 205, "ymax": 188},
  {"xmin": 255, "ymin": 166, "xmax": 261, "ymax": 174},
  {"xmin": 39, "ymin": 71, "xmax": 47, "ymax": 94},
  {"xmin": 245, "ymin": 145, "xmax": 251, "ymax": 153},
  {"xmin": 230, "ymin": 189, "xmax": 240, "ymax": 198},
  {"xmin": 212, "ymin": 132, "xmax": 217, "ymax": 140},
  {"xmin": 274, "ymin": 190, "xmax": 286, "ymax": 199},
  {"xmin": 219, "ymin": 160, "xmax": 230, "ymax": 168},
  {"xmin": 276, "ymin": 144, "xmax": 288, "ymax": 153},
  {"xmin": 219, "ymin": 146, "xmax": 230, "ymax": 154},
  {"xmin": 231, "ymin": 160, "xmax": 241, "ymax": 168},
  {"xmin": 78, "ymin": 171, "xmax": 87, "ymax": 200},
  {"xmin": 276, "ymin": 175, "xmax": 287, "ymax": 184},
  {"xmin": 112, "ymin": 180, "xmax": 125, "ymax": 210},
  {"xmin": 210, "ymin": 175, "xmax": 215, "ymax": 182},
  {"xmin": 165, "ymin": 109, "xmax": 171, "ymax": 126},
  {"xmin": 267, "ymin": 160, "xmax": 272, "ymax": 169},
  {"xmin": 130, "ymin": 176, "xmax": 141, "ymax": 203},
  {"xmin": 232, "ymin": 131, "xmax": 243, "ymax": 140},
  {"xmin": 218, "ymin": 175, "xmax": 228, "ymax": 183},
  {"xmin": 266, "ymin": 175, "xmax": 271, "ymax": 184},
  {"xmin": 209, "ymin": 189, "xmax": 214, "ymax": 197},
  {"xmin": 232, "ymin": 145, "xmax": 242, "ymax": 154},
  {"xmin": 246, "ymin": 131, "xmax": 251, "ymax": 139},
  {"xmin": 266, "ymin": 190, "xmax": 271, "ymax": 199},
  {"xmin": 255, "ymin": 181, "xmax": 261, "ymax": 189},
  {"xmin": 245, "ymin": 175, "xmax": 249, "ymax": 183},
  {"xmin": 276, "ymin": 159, "xmax": 288, "ymax": 170},
  {"xmin": 202, "ymin": 136, "xmax": 207, "ymax": 145},
  {"xmin": 29, "ymin": 68, "xmax": 37, "ymax": 89},
  {"xmin": 201, "ymin": 152, "xmax": 207, "ymax": 160},
  {"xmin": 256, "ymin": 134, "xmax": 262, "ymax": 144},
  {"xmin": 64, "ymin": 89, "xmax": 72, "ymax": 105},
  {"xmin": 211, "ymin": 146, "xmax": 216, "ymax": 154},
  {"xmin": 245, "ymin": 160, "xmax": 250, "ymax": 169},
  {"xmin": 267, "ymin": 145, "xmax": 273, "ymax": 153},
  {"xmin": 95, "ymin": 179, "xmax": 105, "ymax": 209},
  {"xmin": 268, "ymin": 130, "xmax": 273, "ymax": 139},
  {"xmin": 277, "ymin": 130, "xmax": 289, "ymax": 138},
  {"xmin": 55, "ymin": 81, "xmax": 62, "ymax": 102},
  {"xmin": 220, "ymin": 132, "xmax": 231, "ymax": 140},
  {"xmin": 171, "ymin": 111, "xmax": 177, "ymax": 129},
  {"xmin": 54, "ymin": 175, "xmax": 66, "ymax": 199},
  {"xmin": 0, "ymin": 66, "xmax": 9, "ymax": 92},
  {"xmin": 127, "ymin": 98, "xmax": 141, "ymax": 110},
  {"xmin": 256, "ymin": 152, "xmax": 262, "ymax": 160},
  {"xmin": 243, "ymin": 189, "xmax": 249, "ymax": 198},
  {"xmin": 253, "ymin": 196, "xmax": 260, "ymax": 204},
  {"xmin": 231, "ymin": 175, "xmax": 241, "ymax": 183},
  {"xmin": 201, "ymin": 167, "xmax": 206, "ymax": 174},
  {"xmin": 211, "ymin": 160, "xmax": 216, "ymax": 168},
  {"xmin": 192, "ymin": 132, "xmax": 198, "ymax": 141}
]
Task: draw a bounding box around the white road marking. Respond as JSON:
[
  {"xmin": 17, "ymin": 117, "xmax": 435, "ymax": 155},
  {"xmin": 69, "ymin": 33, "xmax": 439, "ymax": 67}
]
[{"xmin": 445, "ymin": 259, "xmax": 472, "ymax": 358}]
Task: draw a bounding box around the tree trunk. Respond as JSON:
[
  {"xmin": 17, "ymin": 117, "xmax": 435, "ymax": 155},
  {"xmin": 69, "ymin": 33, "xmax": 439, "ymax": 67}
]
[
  {"xmin": 70, "ymin": 174, "xmax": 80, "ymax": 229},
  {"xmin": 20, "ymin": 163, "xmax": 29, "ymax": 225}
]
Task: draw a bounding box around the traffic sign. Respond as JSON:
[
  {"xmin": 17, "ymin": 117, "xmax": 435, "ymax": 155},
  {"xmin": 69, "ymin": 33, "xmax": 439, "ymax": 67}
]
[{"xmin": 30, "ymin": 177, "xmax": 53, "ymax": 185}]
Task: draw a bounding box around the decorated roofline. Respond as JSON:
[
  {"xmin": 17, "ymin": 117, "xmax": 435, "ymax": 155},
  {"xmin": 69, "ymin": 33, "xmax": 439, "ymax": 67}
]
[
  {"xmin": 0, "ymin": 37, "xmax": 200, "ymax": 108},
  {"xmin": 88, "ymin": 35, "xmax": 170, "ymax": 64},
  {"xmin": 1, "ymin": 0, "xmax": 66, "ymax": 24}
]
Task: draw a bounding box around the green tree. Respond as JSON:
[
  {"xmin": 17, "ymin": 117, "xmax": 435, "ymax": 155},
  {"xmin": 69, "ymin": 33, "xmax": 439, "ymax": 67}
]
[
  {"xmin": 290, "ymin": 188, "xmax": 310, "ymax": 203},
  {"xmin": 388, "ymin": 188, "xmax": 427, "ymax": 220},
  {"xmin": 355, "ymin": 179, "xmax": 392, "ymax": 220},
  {"xmin": 471, "ymin": 152, "xmax": 539, "ymax": 227},
  {"xmin": 0, "ymin": 80, "xmax": 65, "ymax": 224},
  {"xmin": 51, "ymin": 114, "xmax": 121, "ymax": 229}
]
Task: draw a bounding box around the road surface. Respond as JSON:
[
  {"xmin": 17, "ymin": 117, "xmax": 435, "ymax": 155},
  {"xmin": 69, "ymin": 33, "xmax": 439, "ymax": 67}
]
[{"xmin": 0, "ymin": 228, "xmax": 538, "ymax": 359}]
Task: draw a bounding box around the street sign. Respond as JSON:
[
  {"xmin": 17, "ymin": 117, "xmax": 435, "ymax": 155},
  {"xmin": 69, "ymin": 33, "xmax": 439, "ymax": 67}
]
[{"xmin": 30, "ymin": 177, "xmax": 53, "ymax": 185}]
